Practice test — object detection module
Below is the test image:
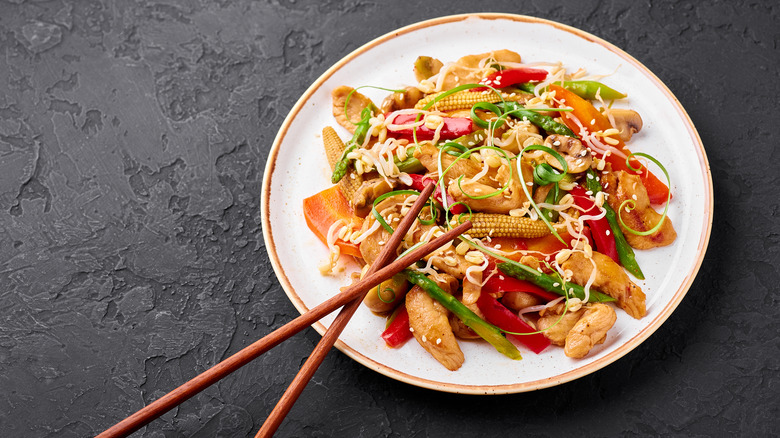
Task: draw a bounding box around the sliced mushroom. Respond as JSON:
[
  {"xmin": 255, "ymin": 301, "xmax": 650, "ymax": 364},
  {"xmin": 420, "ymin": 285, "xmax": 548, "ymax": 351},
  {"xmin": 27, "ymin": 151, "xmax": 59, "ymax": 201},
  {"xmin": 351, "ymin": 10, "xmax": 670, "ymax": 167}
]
[
  {"xmin": 414, "ymin": 56, "xmax": 443, "ymax": 82},
  {"xmin": 543, "ymin": 134, "xmax": 592, "ymax": 174},
  {"xmin": 605, "ymin": 108, "xmax": 643, "ymax": 142},
  {"xmin": 331, "ymin": 86, "xmax": 375, "ymax": 134},
  {"xmin": 380, "ymin": 86, "xmax": 424, "ymax": 113},
  {"xmin": 352, "ymin": 177, "xmax": 395, "ymax": 211}
]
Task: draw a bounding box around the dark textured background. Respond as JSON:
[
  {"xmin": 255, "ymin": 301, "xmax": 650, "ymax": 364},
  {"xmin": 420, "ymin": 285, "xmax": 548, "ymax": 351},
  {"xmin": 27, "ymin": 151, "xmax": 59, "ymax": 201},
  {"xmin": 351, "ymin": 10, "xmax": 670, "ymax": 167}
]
[{"xmin": 0, "ymin": 1, "xmax": 777, "ymax": 436}]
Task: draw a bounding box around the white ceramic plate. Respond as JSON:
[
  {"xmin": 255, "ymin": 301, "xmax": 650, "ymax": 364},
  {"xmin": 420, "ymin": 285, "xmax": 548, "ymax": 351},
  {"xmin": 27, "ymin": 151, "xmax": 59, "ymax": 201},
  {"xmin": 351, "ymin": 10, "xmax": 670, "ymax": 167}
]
[{"xmin": 261, "ymin": 13, "xmax": 712, "ymax": 394}]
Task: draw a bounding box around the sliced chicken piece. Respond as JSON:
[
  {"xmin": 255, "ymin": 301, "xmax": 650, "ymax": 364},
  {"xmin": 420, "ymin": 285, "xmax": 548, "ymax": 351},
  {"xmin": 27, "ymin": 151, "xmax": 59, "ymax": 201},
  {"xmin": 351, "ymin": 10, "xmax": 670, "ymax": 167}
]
[
  {"xmin": 561, "ymin": 251, "xmax": 646, "ymax": 319},
  {"xmin": 436, "ymin": 50, "xmax": 523, "ymax": 91},
  {"xmin": 448, "ymin": 179, "xmax": 525, "ymax": 214},
  {"xmin": 502, "ymin": 291, "xmax": 542, "ymax": 312},
  {"xmin": 602, "ymin": 170, "xmax": 676, "ymax": 249},
  {"xmin": 564, "ymin": 303, "xmax": 617, "ymax": 358},
  {"xmin": 331, "ymin": 86, "xmax": 375, "ymax": 134},
  {"xmin": 413, "ymin": 142, "xmax": 493, "ymax": 186},
  {"xmin": 448, "ymin": 158, "xmax": 533, "ymax": 214},
  {"xmin": 358, "ymin": 226, "xmax": 391, "ymax": 267},
  {"xmin": 358, "ymin": 194, "xmax": 415, "ymax": 265},
  {"xmin": 537, "ymin": 304, "xmax": 586, "ymax": 346},
  {"xmin": 449, "ymin": 276, "xmax": 483, "ymax": 340},
  {"xmin": 407, "ymin": 223, "xmax": 471, "ymax": 280},
  {"xmin": 406, "ymin": 281, "xmax": 464, "ymax": 371}
]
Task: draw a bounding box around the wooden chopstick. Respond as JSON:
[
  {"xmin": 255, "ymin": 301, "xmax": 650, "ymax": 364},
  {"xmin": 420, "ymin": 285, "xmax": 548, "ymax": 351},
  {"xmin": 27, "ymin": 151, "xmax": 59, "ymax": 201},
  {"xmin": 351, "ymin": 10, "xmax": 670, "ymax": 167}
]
[
  {"xmin": 98, "ymin": 183, "xmax": 472, "ymax": 437},
  {"xmin": 255, "ymin": 182, "xmax": 446, "ymax": 436}
]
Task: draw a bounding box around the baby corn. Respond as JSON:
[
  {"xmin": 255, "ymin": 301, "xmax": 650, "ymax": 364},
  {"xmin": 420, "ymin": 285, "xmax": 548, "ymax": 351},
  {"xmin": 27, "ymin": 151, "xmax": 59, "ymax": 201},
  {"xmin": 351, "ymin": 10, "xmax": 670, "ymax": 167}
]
[
  {"xmin": 468, "ymin": 213, "xmax": 551, "ymax": 238},
  {"xmin": 415, "ymin": 90, "xmax": 526, "ymax": 112},
  {"xmin": 322, "ymin": 126, "xmax": 362, "ymax": 201}
]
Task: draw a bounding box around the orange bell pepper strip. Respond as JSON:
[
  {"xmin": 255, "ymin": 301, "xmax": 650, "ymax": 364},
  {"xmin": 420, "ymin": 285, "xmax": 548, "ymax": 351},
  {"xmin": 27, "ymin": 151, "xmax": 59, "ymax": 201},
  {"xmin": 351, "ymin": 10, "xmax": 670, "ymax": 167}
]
[
  {"xmin": 302, "ymin": 186, "xmax": 363, "ymax": 258},
  {"xmin": 481, "ymin": 229, "xmax": 591, "ymax": 270},
  {"xmin": 548, "ymin": 84, "xmax": 670, "ymax": 205}
]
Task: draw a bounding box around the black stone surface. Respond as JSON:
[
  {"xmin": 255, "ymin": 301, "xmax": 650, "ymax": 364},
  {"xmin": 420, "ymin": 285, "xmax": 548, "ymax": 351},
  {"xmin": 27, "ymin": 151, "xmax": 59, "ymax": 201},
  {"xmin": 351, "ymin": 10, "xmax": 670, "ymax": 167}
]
[{"xmin": 0, "ymin": 1, "xmax": 777, "ymax": 437}]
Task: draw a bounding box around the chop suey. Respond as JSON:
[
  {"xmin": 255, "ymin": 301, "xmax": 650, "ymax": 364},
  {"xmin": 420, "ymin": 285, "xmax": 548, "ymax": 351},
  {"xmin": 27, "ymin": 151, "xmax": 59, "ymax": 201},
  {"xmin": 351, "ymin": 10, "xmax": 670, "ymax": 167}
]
[{"xmin": 302, "ymin": 50, "xmax": 676, "ymax": 371}]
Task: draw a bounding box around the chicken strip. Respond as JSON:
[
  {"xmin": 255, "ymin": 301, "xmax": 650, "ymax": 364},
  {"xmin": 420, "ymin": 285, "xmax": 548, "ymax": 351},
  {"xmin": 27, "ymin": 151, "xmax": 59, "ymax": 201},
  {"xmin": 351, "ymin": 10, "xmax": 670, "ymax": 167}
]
[
  {"xmin": 564, "ymin": 303, "xmax": 617, "ymax": 358},
  {"xmin": 537, "ymin": 304, "xmax": 586, "ymax": 346},
  {"xmin": 434, "ymin": 50, "xmax": 523, "ymax": 91},
  {"xmin": 448, "ymin": 158, "xmax": 533, "ymax": 214},
  {"xmin": 602, "ymin": 170, "xmax": 676, "ymax": 249},
  {"xmin": 406, "ymin": 280, "xmax": 464, "ymax": 371},
  {"xmin": 449, "ymin": 276, "xmax": 484, "ymax": 340},
  {"xmin": 562, "ymin": 252, "xmax": 646, "ymax": 319},
  {"xmin": 413, "ymin": 142, "xmax": 493, "ymax": 186}
]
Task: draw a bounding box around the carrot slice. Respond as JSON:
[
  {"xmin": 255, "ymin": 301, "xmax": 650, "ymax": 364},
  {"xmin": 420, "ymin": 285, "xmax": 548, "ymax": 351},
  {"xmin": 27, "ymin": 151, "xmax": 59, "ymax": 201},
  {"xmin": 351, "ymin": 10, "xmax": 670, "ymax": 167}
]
[{"xmin": 302, "ymin": 186, "xmax": 363, "ymax": 258}]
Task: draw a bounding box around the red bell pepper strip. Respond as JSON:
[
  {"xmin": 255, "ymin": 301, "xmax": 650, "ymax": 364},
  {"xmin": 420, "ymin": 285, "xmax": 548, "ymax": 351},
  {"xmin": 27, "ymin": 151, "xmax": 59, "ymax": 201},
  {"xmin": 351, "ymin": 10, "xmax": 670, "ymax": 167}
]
[
  {"xmin": 473, "ymin": 67, "xmax": 549, "ymax": 91},
  {"xmin": 407, "ymin": 173, "xmax": 467, "ymax": 214},
  {"xmin": 302, "ymin": 186, "xmax": 363, "ymax": 258},
  {"xmin": 548, "ymin": 84, "xmax": 670, "ymax": 205},
  {"xmin": 381, "ymin": 305, "xmax": 413, "ymax": 348},
  {"xmin": 569, "ymin": 185, "xmax": 619, "ymax": 263},
  {"xmin": 476, "ymin": 292, "xmax": 550, "ymax": 354},
  {"xmin": 483, "ymin": 273, "xmax": 560, "ymax": 302},
  {"xmin": 386, "ymin": 112, "xmax": 473, "ymax": 141}
]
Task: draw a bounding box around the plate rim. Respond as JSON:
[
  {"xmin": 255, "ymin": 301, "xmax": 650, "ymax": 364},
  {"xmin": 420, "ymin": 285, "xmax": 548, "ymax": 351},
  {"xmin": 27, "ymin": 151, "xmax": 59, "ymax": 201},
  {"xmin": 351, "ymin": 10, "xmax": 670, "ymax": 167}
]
[{"xmin": 261, "ymin": 12, "xmax": 714, "ymax": 394}]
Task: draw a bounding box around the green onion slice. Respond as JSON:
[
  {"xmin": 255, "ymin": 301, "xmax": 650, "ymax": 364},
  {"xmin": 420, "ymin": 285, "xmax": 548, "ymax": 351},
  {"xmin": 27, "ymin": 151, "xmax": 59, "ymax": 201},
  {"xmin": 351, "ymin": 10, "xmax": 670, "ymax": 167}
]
[
  {"xmin": 618, "ymin": 152, "xmax": 672, "ymax": 236},
  {"xmin": 517, "ymin": 145, "xmax": 568, "ymax": 244},
  {"xmin": 370, "ymin": 189, "xmax": 423, "ymax": 234}
]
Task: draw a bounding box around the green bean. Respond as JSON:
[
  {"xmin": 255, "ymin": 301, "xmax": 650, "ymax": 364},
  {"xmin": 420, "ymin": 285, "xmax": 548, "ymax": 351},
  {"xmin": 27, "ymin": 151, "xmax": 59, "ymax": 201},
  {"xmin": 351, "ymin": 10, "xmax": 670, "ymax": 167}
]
[
  {"xmin": 585, "ymin": 169, "xmax": 644, "ymax": 279},
  {"xmin": 331, "ymin": 107, "xmax": 372, "ymax": 183},
  {"xmin": 497, "ymin": 261, "xmax": 616, "ymax": 303},
  {"xmin": 404, "ymin": 269, "xmax": 522, "ymax": 360}
]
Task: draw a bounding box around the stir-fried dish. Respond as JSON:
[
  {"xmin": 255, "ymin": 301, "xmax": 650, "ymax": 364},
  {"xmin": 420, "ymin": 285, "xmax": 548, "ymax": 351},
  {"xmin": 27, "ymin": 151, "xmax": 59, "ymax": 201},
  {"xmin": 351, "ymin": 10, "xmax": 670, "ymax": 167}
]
[{"xmin": 302, "ymin": 50, "xmax": 676, "ymax": 371}]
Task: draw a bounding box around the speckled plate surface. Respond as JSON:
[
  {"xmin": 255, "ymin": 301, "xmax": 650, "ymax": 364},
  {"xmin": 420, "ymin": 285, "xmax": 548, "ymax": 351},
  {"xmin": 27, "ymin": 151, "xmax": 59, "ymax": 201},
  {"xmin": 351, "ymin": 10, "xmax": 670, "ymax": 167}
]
[{"xmin": 261, "ymin": 13, "xmax": 712, "ymax": 394}]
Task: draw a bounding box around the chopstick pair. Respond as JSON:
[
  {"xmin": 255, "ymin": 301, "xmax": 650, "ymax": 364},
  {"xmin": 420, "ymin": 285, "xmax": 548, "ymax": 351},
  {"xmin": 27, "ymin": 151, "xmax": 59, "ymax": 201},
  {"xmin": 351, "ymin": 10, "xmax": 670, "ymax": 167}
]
[{"xmin": 98, "ymin": 182, "xmax": 472, "ymax": 437}]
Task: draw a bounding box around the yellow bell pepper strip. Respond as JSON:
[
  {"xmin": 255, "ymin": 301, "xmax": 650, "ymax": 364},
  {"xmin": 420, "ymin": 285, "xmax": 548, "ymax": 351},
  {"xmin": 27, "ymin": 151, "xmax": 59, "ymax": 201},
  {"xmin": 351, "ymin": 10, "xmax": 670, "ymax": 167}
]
[
  {"xmin": 302, "ymin": 186, "xmax": 363, "ymax": 258},
  {"xmin": 548, "ymin": 84, "xmax": 670, "ymax": 205},
  {"xmin": 404, "ymin": 269, "xmax": 522, "ymax": 360}
]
